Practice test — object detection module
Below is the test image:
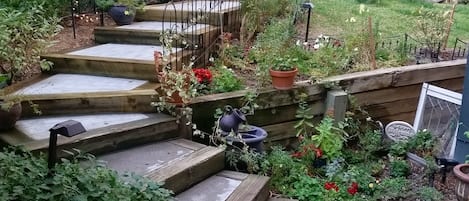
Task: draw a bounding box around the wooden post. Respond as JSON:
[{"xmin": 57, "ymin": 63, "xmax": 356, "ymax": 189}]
[
  {"xmin": 368, "ymin": 16, "xmax": 377, "ymax": 70},
  {"xmin": 176, "ymin": 107, "xmax": 193, "ymax": 140},
  {"xmin": 442, "ymin": 2, "xmax": 457, "ymax": 50},
  {"xmin": 325, "ymin": 89, "xmax": 348, "ymax": 123}
]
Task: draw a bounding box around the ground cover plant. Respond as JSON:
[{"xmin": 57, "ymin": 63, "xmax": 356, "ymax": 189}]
[
  {"xmin": 0, "ymin": 147, "xmax": 173, "ymax": 201},
  {"xmin": 257, "ymin": 97, "xmax": 446, "ymax": 201}
]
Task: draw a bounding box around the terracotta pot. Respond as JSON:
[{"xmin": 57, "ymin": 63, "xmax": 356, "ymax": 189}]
[
  {"xmin": 0, "ymin": 102, "xmax": 22, "ymax": 131},
  {"xmin": 168, "ymin": 91, "xmax": 184, "ymax": 106},
  {"xmin": 454, "ymin": 164, "xmax": 469, "ymax": 201},
  {"xmin": 269, "ymin": 68, "xmax": 298, "ymax": 90}
]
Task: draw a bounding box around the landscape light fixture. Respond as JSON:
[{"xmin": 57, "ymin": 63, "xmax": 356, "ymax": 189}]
[
  {"xmin": 48, "ymin": 120, "xmax": 86, "ymax": 171},
  {"xmin": 302, "ymin": 2, "xmax": 314, "ymax": 43}
]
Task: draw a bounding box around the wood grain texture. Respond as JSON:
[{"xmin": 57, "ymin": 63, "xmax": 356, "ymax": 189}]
[
  {"xmin": 19, "ymin": 89, "xmax": 158, "ymax": 117},
  {"xmin": 146, "ymin": 146, "xmax": 225, "ymax": 194},
  {"xmin": 17, "ymin": 115, "xmax": 178, "ymax": 156},
  {"xmin": 226, "ymin": 174, "xmax": 270, "ymax": 201}
]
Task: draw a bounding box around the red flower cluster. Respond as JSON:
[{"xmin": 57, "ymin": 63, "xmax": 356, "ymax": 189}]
[
  {"xmin": 347, "ymin": 182, "xmax": 358, "ymax": 195},
  {"xmin": 324, "ymin": 182, "xmax": 339, "ymax": 192},
  {"xmin": 290, "ymin": 144, "xmax": 322, "ymax": 159},
  {"xmin": 192, "ymin": 68, "xmax": 212, "ymax": 84}
]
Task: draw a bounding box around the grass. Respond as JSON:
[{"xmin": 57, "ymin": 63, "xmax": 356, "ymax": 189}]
[{"xmin": 310, "ymin": 0, "xmax": 469, "ymax": 44}]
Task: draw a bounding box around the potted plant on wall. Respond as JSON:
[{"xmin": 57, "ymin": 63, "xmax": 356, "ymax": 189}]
[
  {"xmin": 152, "ymin": 51, "xmax": 198, "ymax": 111},
  {"xmin": 0, "ymin": 90, "xmax": 22, "ymax": 130},
  {"xmin": 96, "ymin": 0, "xmax": 145, "ymax": 25},
  {"xmin": 268, "ymin": 54, "xmax": 299, "ymax": 90}
]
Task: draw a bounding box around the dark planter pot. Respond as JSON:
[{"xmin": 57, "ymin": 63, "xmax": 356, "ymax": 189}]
[
  {"xmin": 219, "ymin": 106, "xmax": 246, "ymax": 134},
  {"xmin": 454, "ymin": 164, "xmax": 469, "ymax": 201},
  {"xmin": 269, "ymin": 68, "xmax": 298, "ymax": 90},
  {"xmin": 238, "ymin": 126, "xmax": 268, "ymax": 153},
  {"xmin": 108, "ymin": 6, "xmax": 135, "ymax": 25},
  {"xmin": 312, "ymin": 158, "xmax": 327, "ymax": 168},
  {"xmin": 0, "ymin": 102, "xmax": 22, "ymax": 131}
]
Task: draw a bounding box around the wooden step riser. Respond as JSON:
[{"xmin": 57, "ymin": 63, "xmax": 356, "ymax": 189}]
[
  {"xmin": 20, "ymin": 91, "xmax": 157, "ymax": 117},
  {"xmin": 25, "ymin": 118, "xmax": 179, "ymax": 157},
  {"xmin": 136, "ymin": 9, "xmax": 240, "ymax": 30},
  {"xmin": 94, "ymin": 27, "xmax": 220, "ymax": 48},
  {"xmin": 146, "ymin": 146, "xmax": 225, "ymax": 194},
  {"xmin": 42, "ymin": 52, "xmax": 194, "ymax": 82}
]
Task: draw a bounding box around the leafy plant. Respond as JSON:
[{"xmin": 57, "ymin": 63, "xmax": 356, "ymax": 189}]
[
  {"xmin": 417, "ymin": 186, "xmax": 443, "ymax": 201},
  {"xmin": 0, "ymin": 147, "xmax": 173, "ymax": 201},
  {"xmin": 407, "ymin": 129, "xmax": 435, "ymax": 156},
  {"xmin": 312, "ymin": 117, "xmax": 347, "ymax": 160},
  {"xmin": 294, "ymin": 93, "xmax": 315, "ymax": 137},
  {"xmin": 390, "ymin": 159, "xmax": 410, "ymax": 177},
  {"xmin": 389, "ymin": 141, "xmax": 408, "ymax": 158},
  {"xmin": 260, "ymin": 146, "xmax": 308, "ymax": 194},
  {"xmin": 288, "ymin": 176, "xmax": 324, "ymax": 201},
  {"xmin": 413, "ymin": 6, "xmax": 452, "ymax": 52},
  {"xmin": 210, "ymin": 65, "xmax": 243, "ymax": 93},
  {"xmin": 0, "ymin": 3, "xmax": 61, "ymax": 81}
]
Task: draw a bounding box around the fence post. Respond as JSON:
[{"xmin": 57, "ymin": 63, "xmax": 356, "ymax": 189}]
[
  {"xmin": 325, "ymin": 89, "xmax": 348, "ymax": 123},
  {"xmin": 404, "ymin": 33, "xmax": 408, "ymax": 53},
  {"xmin": 452, "ymin": 38, "xmax": 458, "ymax": 60}
]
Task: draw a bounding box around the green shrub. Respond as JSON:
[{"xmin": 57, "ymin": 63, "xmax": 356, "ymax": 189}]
[
  {"xmin": 390, "ymin": 159, "xmax": 410, "ymax": 178},
  {"xmin": 0, "ymin": 3, "xmax": 61, "ymax": 81},
  {"xmin": 417, "ymin": 186, "xmax": 444, "ymax": 201},
  {"xmin": 210, "ymin": 65, "xmax": 243, "ymax": 93},
  {"xmin": 0, "ymin": 147, "xmax": 173, "ymax": 201}
]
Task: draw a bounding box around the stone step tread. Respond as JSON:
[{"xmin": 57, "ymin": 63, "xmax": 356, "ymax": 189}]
[
  {"xmin": 143, "ymin": 1, "xmax": 240, "ymax": 12},
  {"xmin": 175, "ymin": 170, "xmax": 270, "ymax": 201},
  {"xmin": 42, "ymin": 44, "xmax": 195, "ymax": 82},
  {"xmin": 96, "ymin": 21, "xmax": 216, "ymax": 33},
  {"xmin": 0, "ymin": 113, "xmax": 177, "ymax": 155},
  {"xmin": 98, "ymin": 139, "xmax": 225, "ymax": 194}
]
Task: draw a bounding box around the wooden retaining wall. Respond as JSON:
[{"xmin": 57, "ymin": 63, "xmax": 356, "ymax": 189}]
[{"xmin": 191, "ymin": 59, "xmax": 466, "ymax": 148}]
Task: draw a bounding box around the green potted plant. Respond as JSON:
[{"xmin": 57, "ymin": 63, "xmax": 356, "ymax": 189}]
[
  {"xmin": 0, "ymin": 90, "xmax": 22, "ymax": 130},
  {"xmin": 268, "ymin": 54, "xmax": 298, "ymax": 90},
  {"xmin": 152, "ymin": 51, "xmax": 198, "ymax": 110},
  {"xmin": 96, "ymin": 0, "xmax": 145, "ymax": 25}
]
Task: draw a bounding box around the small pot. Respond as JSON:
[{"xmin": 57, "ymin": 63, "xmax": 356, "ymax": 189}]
[
  {"xmin": 108, "ymin": 5, "xmax": 135, "ymax": 25},
  {"xmin": 454, "ymin": 164, "xmax": 469, "ymax": 201},
  {"xmin": 0, "ymin": 102, "xmax": 22, "ymax": 131},
  {"xmin": 269, "ymin": 68, "xmax": 298, "ymax": 90}
]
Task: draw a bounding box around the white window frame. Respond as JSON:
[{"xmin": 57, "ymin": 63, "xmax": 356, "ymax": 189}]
[{"xmin": 413, "ymin": 83, "xmax": 462, "ymax": 159}]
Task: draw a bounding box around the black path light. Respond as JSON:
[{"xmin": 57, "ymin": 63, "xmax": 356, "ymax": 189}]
[
  {"xmin": 302, "ymin": 2, "xmax": 314, "ymax": 43},
  {"xmin": 48, "ymin": 120, "xmax": 86, "ymax": 171}
]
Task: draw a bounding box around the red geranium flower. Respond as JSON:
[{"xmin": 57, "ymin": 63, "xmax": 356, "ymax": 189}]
[
  {"xmin": 347, "ymin": 182, "xmax": 358, "ymax": 195},
  {"xmin": 192, "ymin": 68, "xmax": 212, "ymax": 84},
  {"xmin": 324, "ymin": 182, "xmax": 339, "ymax": 192}
]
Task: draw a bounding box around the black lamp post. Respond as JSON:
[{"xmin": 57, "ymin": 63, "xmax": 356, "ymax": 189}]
[
  {"xmin": 302, "ymin": 2, "xmax": 314, "ymax": 43},
  {"xmin": 48, "ymin": 120, "xmax": 86, "ymax": 171}
]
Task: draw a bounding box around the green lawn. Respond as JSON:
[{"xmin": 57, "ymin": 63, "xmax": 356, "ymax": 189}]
[{"xmin": 310, "ymin": 0, "xmax": 469, "ymax": 44}]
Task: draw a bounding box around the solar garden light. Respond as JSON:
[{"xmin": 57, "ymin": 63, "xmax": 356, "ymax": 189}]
[
  {"xmin": 48, "ymin": 120, "xmax": 86, "ymax": 171},
  {"xmin": 302, "ymin": 2, "xmax": 314, "ymax": 43}
]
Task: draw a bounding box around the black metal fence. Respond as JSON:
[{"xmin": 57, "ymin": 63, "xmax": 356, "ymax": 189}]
[
  {"xmin": 160, "ymin": 0, "xmax": 241, "ymax": 68},
  {"xmin": 303, "ymin": 32, "xmax": 468, "ymax": 64}
]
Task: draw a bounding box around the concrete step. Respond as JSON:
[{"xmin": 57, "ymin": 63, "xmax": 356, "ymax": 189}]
[
  {"xmin": 175, "ymin": 170, "xmax": 270, "ymax": 201},
  {"xmin": 42, "ymin": 44, "xmax": 194, "ymax": 82},
  {"xmin": 5, "ymin": 74, "xmax": 158, "ymax": 117},
  {"xmin": 136, "ymin": 1, "xmax": 240, "ymax": 29},
  {"xmin": 0, "ymin": 113, "xmax": 178, "ymax": 156},
  {"xmin": 95, "ymin": 21, "xmax": 220, "ymax": 47},
  {"xmin": 98, "ymin": 139, "xmax": 225, "ymax": 194}
]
